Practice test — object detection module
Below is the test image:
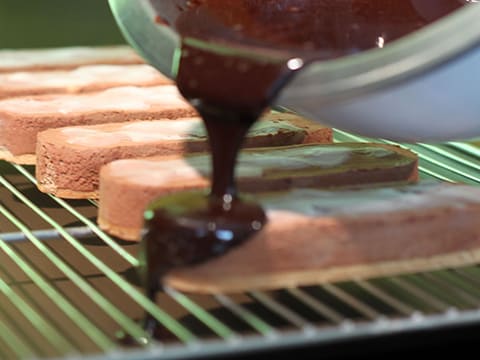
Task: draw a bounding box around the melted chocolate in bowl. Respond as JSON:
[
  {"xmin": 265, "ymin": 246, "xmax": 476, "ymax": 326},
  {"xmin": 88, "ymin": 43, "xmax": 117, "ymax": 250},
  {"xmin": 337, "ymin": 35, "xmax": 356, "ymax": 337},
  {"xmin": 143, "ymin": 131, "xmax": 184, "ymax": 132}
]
[{"xmin": 128, "ymin": 0, "xmax": 465, "ymax": 343}]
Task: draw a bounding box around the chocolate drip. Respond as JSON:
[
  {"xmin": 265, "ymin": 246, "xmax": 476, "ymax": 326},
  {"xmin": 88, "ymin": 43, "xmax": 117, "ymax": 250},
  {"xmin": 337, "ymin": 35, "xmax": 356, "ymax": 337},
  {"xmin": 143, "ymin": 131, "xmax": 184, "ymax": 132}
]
[{"xmin": 131, "ymin": 41, "xmax": 290, "ymax": 342}]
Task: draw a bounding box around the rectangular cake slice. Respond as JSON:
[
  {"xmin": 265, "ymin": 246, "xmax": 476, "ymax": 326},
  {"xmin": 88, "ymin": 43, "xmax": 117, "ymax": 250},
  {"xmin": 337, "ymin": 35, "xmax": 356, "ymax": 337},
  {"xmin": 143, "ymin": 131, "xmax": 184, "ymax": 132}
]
[
  {"xmin": 0, "ymin": 64, "xmax": 171, "ymax": 99},
  {"xmin": 165, "ymin": 182, "xmax": 480, "ymax": 293},
  {"xmin": 98, "ymin": 143, "xmax": 418, "ymax": 241},
  {"xmin": 0, "ymin": 45, "xmax": 143, "ymax": 73},
  {"xmin": 36, "ymin": 112, "xmax": 333, "ymax": 199},
  {"xmin": 0, "ymin": 85, "xmax": 197, "ymax": 164}
]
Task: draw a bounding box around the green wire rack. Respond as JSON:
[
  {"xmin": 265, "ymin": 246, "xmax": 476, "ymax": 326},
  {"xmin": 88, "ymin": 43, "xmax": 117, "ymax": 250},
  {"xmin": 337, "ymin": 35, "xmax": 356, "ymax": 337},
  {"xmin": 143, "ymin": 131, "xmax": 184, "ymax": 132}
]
[{"xmin": 0, "ymin": 132, "xmax": 479, "ymax": 359}]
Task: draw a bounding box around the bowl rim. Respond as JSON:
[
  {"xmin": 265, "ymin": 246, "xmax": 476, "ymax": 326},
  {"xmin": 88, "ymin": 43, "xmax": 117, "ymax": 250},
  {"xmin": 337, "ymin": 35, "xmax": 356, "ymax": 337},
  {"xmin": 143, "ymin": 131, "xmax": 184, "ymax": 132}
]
[
  {"xmin": 109, "ymin": 1, "xmax": 480, "ymax": 105},
  {"xmin": 109, "ymin": 0, "xmax": 180, "ymax": 79},
  {"xmin": 284, "ymin": 3, "xmax": 480, "ymax": 105}
]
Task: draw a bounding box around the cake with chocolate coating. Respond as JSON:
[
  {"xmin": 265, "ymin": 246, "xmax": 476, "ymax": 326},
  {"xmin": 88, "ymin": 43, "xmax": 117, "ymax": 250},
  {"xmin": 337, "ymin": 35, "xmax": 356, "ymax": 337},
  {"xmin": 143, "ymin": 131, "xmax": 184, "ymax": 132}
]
[
  {"xmin": 160, "ymin": 181, "xmax": 480, "ymax": 293},
  {"xmin": 98, "ymin": 142, "xmax": 418, "ymax": 241},
  {"xmin": 36, "ymin": 112, "xmax": 333, "ymax": 198}
]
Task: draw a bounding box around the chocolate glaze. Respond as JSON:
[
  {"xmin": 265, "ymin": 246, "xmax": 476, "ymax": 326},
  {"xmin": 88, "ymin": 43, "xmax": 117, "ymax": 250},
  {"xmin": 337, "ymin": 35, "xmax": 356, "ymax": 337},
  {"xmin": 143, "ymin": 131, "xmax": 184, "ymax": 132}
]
[
  {"xmin": 126, "ymin": 0, "xmax": 465, "ymax": 343},
  {"xmin": 158, "ymin": 0, "xmax": 464, "ymax": 59}
]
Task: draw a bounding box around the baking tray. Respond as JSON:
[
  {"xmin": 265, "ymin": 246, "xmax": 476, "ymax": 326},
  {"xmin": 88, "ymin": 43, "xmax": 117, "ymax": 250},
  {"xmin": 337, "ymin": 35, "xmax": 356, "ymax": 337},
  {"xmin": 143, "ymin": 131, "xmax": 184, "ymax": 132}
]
[{"xmin": 0, "ymin": 131, "xmax": 479, "ymax": 359}]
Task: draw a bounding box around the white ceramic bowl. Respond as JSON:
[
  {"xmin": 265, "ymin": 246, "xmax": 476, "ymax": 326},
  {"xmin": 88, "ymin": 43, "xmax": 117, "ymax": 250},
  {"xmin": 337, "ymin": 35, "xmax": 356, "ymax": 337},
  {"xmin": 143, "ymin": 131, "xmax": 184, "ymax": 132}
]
[{"xmin": 110, "ymin": 0, "xmax": 480, "ymax": 142}]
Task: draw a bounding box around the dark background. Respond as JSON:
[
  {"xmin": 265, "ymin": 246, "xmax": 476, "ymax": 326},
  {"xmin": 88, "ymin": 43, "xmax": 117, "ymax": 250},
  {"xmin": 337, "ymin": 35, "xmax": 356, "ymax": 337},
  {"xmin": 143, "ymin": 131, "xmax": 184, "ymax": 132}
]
[{"xmin": 0, "ymin": 0, "xmax": 125, "ymax": 49}]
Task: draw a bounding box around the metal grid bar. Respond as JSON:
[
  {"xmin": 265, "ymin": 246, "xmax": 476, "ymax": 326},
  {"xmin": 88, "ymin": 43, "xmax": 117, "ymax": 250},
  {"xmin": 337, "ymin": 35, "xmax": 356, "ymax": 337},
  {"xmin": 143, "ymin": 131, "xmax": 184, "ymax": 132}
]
[
  {"xmin": 333, "ymin": 129, "xmax": 480, "ymax": 184},
  {"xmin": 354, "ymin": 280, "xmax": 415, "ymax": 317},
  {"xmin": 164, "ymin": 286, "xmax": 237, "ymax": 341},
  {"xmin": 0, "ymin": 228, "xmax": 113, "ymax": 351},
  {"xmin": 0, "ymin": 267, "xmax": 75, "ymax": 353},
  {"xmin": 1, "ymin": 164, "xmax": 257, "ymax": 352},
  {"xmin": 249, "ymin": 291, "xmax": 314, "ymax": 331},
  {"xmin": 0, "ymin": 206, "xmax": 147, "ymax": 347},
  {"xmin": 321, "ymin": 284, "xmax": 381, "ymax": 320},
  {"xmin": 0, "ymin": 172, "xmax": 191, "ymax": 345},
  {"xmin": 213, "ymin": 293, "xmax": 278, "ymax": 337},
  {"xmin": 286, "ymin": 288, "xmax": 345, "ymax": 324},
  {"xmin": 0, "ymin": 133, "xmax": 479, "ymax": 358},
  {"xmin": 8, "ymin": 166, "xmax": 241, "ymax": 344},
  {"xmin": 0, "ymin": 227, "xmax": 95, "ymax": 243},
  {"xmin": 12, "ymin": 165, "xmax": 138, "ymax": 266},
  {"xmin": 390, "ymin": 277, "xmax": 453, "ymax": 312},
  {"xmin": 420, "ymin": 272, "xmax": 480, "ymax": 308}
]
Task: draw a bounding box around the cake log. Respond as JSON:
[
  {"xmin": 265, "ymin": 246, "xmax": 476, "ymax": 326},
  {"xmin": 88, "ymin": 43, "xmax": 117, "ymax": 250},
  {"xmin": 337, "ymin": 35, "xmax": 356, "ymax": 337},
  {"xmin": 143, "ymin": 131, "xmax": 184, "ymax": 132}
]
[
  {"xmin": 0, "ymin": 45, "xmax": 143, "ymax": 73},
  {"xmin": 98, "ymin": 143, "xmax": 418, "ymax": 241},
  {"xmin": 0, "ymin": 85, "xmax": 197, "ymax": 164},
  {"xmin": 36, "ymin": 112, "xmax": 332, "ymax": 199},
  {"xmin": 0, "ymin": 64, "xmax": 171, "ymax": 99},
  {"xmin": 165, "ymin": 182, "xmax": 480, "ymax": 293}
]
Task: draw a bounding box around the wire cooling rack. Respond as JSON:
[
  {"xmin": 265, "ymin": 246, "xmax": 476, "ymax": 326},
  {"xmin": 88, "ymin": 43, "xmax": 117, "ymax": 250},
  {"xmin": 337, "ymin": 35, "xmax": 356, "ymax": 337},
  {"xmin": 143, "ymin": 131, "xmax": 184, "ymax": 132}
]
[{"xmin": 0, "ymin": 132, "xmax": 479, "ymax": 359}]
